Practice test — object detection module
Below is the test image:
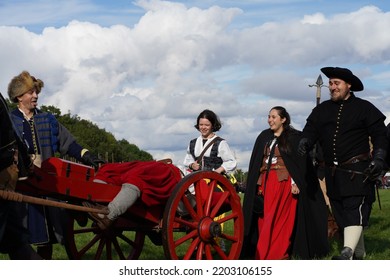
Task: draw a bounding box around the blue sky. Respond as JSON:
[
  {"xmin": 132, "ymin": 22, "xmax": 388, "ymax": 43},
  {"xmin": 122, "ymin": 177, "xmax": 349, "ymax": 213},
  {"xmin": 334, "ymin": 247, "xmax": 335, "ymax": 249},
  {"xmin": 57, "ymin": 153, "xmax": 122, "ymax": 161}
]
[
  {"xmin": 1, "ymin": 0, "xmax": 390, "ymax": 170},
  {"xmin": 3, "ymin": 1, "xmax": 389, "ymax": 32}
]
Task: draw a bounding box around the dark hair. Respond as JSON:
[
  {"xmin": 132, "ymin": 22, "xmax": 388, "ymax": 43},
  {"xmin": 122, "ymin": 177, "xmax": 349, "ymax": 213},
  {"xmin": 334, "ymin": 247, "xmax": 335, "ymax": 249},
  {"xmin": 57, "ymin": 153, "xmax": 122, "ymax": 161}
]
[
  {"xmin": 194, "ymin": 109, "xmax": 222, "ymax": 132},
  {"xmin": 270, "ymin": 106, "xmax": 293, "ymax": 154}
]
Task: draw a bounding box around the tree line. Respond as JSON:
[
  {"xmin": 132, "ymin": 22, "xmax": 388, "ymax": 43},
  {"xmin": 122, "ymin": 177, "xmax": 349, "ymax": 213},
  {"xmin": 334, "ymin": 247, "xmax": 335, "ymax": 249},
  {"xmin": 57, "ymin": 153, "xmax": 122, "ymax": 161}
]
[{"xmin": 6, "ymin": 99, "xmax": 153, "ymax": 162}]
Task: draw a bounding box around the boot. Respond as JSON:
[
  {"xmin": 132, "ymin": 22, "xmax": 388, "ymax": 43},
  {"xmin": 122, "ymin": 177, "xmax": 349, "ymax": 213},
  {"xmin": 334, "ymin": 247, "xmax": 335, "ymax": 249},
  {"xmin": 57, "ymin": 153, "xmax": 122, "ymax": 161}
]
[
  {"xmin": 353, "ymin": 253, "xmax": 366, "ymax": 260},
  {"xmin": 147, "ymin": 231, "xmax": 163, "ymax": 246},
  {"xmin": 37, "ymin": 244, "xmax": 53, "ymax": 260},
  {"xmin": 70, "ymin": 210, "xmax": 88, "ymax": 227},
  {"xmin": 332, "ymin": 246, "xmax": 353, "ymax": 260},
  {"xmin": 9, "ymin": 243, "xmax": 43, "ymax": 260},
  {"xmin": 353, "ymin": 232, "xmax": 366, "ymax": 260}
]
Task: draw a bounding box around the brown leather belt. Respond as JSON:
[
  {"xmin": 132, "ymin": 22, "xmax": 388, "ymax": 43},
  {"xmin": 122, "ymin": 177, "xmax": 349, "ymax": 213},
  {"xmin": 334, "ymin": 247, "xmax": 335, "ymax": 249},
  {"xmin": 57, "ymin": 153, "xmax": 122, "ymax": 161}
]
[
  {"xmin": 340, "ymin": 153, "xmax": 370, "ymax": 166},
  {"xmin": 324, "ymin": 153, "xmax": 370, "ymax": 178},
  {"xmin": 260, "ymin": 164, "xmax": 286, "ymax": 172}
]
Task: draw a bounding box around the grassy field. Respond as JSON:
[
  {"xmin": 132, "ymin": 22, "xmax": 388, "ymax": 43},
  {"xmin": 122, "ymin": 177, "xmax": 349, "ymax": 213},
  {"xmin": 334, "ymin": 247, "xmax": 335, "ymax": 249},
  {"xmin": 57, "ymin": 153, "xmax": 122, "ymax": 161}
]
[
  {"xmin": 351, "ymin": 188, "xmax": 390, "ymax": 260},
  {"xmin": 1, "ymin": 189, "xmax": 389, "ymax": 260}
]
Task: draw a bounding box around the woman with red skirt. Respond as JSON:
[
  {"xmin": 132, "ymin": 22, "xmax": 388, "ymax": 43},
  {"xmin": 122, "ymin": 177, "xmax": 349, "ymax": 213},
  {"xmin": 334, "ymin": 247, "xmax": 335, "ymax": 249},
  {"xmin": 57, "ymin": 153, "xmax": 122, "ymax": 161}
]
[{"xmin": 241, "ymin": 106, "xmax": 329, "ymax": 260}]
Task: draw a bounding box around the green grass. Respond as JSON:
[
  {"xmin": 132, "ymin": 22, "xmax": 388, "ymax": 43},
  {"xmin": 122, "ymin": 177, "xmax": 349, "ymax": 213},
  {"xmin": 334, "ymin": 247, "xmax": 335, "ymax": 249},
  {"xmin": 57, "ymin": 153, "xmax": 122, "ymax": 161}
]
[
  {"xmin": 1, "ymin": 189, "xmax": 390, "ymax": 260},
  {"xmin": 342, "ymin": 188, "xmax": 390, "ymax": 260},
  {"xmin": 309, "ymin": 188, "xmax": 390, "ymax": 260}
]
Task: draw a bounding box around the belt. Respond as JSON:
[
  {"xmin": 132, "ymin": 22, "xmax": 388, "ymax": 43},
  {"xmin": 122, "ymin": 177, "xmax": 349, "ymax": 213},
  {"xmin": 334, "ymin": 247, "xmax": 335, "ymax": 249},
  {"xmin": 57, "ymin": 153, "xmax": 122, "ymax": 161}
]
[
  {"xmin": 339, "ymin": 153, "xmax": 370, "ymax": 166},
  {"xmin": 260, "ymin": 164, "xmax": 286, "ymax": 172},
  {"xmin": 329, "ymin": 153, "xmax": 370, "ymax": 166},
  {"xmin": 326, "ymin": 153, "xmax": 370, "ymax": 179}
]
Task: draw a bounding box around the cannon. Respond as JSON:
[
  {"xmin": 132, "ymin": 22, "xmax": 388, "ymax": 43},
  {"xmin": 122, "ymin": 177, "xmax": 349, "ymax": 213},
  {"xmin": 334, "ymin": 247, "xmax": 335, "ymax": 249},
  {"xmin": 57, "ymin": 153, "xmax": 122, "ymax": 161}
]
[{"xmin": 12, "ymin": 157, "xmax": 244, "ymax": 260}]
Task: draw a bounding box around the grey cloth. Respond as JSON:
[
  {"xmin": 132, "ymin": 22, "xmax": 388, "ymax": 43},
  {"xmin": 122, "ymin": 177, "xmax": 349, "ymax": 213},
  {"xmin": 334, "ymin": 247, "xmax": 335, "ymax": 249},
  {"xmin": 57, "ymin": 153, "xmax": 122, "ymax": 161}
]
[{"xmin": 107, "ymin": 183, "xmax": 140, "ymax": 220}]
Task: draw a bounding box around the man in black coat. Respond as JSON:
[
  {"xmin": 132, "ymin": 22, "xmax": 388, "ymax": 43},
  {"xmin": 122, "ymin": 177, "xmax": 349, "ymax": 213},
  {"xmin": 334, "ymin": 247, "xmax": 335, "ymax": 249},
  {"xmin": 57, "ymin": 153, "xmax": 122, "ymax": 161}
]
[
  {"xmin": 298, "ymin": 67, "xmax": 388, "ymax": 259},
  {"xmin": 0, "ymin": 92, "xmax": 41, "ymax": 259}
]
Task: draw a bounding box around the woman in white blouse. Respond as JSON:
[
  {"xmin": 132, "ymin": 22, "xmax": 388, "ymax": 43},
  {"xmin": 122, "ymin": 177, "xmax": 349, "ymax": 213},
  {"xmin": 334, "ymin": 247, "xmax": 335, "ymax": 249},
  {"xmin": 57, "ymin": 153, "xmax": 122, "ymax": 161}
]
[{"xmin": 183, "ymin": 109, "xmax": 237, "ymax": 175}]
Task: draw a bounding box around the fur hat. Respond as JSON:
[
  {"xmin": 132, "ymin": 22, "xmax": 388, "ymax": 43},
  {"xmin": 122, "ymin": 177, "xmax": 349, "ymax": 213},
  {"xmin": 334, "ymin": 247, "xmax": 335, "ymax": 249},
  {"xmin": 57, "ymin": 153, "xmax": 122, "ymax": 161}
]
[
  {"xmin": 7, "ymin": 71, "xmax": 44, "ymax": 103},
  {"xmin": 321, "ymin": 67, "xmax": 364, "ymax": 92}
]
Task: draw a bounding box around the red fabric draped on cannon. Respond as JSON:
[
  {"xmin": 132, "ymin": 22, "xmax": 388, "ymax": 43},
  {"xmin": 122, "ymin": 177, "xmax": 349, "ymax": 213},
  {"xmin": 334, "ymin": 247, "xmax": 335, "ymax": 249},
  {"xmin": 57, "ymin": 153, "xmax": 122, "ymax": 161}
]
[{"xmin": 94, "ymin": 161, "xmax": 182, "ymax": 207}]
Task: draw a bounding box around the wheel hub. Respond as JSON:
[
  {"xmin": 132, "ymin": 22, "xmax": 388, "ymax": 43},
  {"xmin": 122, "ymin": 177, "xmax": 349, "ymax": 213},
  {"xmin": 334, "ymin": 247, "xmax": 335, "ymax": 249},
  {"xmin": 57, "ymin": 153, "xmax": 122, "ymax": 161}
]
[{"xmin": 198, "ymin": 217, "xmax": 222, "ymax": 241}]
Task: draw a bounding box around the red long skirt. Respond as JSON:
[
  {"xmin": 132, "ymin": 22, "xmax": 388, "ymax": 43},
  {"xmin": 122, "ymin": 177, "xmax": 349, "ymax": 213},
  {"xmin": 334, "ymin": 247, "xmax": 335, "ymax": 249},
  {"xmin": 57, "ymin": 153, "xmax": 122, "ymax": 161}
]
[
  {"xmin": 94, "ymin": 161, "xmax": 182, "ymax": 206},
  {"xmin": 256, "ymin": 169, "xmax": 298, "ymax": 260}
]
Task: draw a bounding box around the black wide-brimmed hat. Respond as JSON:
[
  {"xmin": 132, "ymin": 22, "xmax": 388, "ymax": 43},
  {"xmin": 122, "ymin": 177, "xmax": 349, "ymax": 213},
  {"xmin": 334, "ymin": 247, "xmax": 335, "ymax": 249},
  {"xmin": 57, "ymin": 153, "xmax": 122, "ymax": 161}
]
[{"xmin": 321, "ymin": 67, "xmax": 364, "ymax": 92}]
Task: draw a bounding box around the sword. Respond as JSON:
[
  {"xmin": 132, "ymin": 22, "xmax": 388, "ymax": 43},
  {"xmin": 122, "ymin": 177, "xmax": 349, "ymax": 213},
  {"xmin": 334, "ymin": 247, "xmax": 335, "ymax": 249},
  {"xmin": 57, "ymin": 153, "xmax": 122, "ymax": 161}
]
[{"xmin": 375, "ymin": 178, "xmax": 382, "ymax": 210}]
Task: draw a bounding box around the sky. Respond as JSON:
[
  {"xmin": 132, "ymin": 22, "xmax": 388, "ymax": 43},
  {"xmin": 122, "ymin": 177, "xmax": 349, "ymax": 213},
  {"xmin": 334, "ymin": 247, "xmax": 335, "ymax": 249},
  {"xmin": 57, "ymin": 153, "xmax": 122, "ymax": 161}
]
[{"xmin": 1, "ymin": 0, "xmax": 390, "ymax": 171}]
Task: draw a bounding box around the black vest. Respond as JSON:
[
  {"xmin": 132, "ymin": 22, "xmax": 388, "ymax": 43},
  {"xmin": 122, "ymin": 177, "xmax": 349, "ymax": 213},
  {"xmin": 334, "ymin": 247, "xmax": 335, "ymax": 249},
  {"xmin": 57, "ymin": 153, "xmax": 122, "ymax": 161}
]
[{"xmin": 189, "ymin": 137, "xmax": 224, "ymax": 171}]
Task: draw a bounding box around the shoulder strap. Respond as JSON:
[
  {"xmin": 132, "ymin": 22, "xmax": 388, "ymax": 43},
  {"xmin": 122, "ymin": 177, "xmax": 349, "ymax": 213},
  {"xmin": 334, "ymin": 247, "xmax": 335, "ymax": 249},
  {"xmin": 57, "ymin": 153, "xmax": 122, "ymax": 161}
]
[
  {"xmin": 263, "ymin": 137, "xmax": 278, "ymax": 194},
  {"xmin": 196, "ymin": 136, "xmax": 222, "ymax": 162},
  {"xmin": 210, "ymin": 137, "xmax": 223, "ymax": 158}
]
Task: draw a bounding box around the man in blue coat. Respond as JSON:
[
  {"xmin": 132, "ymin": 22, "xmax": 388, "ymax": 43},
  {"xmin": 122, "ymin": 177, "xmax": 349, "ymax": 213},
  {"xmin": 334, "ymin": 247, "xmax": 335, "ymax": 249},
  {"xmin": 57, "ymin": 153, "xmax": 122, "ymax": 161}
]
[{"xmin": 7, "ymin": 71, "xmax": 104, "ymax": 259}]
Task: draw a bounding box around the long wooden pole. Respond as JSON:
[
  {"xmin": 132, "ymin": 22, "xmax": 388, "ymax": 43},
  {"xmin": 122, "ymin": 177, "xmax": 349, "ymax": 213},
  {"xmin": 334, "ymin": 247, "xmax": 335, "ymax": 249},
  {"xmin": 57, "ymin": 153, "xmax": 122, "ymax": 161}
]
[{"xmin": 0, "ymin": 189, "xmax": 109, "ymax": 214}]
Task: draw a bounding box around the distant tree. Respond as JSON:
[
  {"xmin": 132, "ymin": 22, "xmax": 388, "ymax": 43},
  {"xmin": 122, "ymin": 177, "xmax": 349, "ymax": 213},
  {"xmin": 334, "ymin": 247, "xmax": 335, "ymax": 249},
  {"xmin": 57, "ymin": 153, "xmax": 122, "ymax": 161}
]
[
  {"xmin": 115, "ymin": 139, "xmax": 153, "ymax": 162},
  {"xmin": 41, "ymin": 105, "xmax": 61, "ymax": 118},
  {"xmin": 233, "ymin": 168, "xmax": 248, "ymax": 193},
  {"xmin": 5, "ymin": 98, "xmax": 16, "ymax": 110},
  {"xmin": 56, "ymin": 111, "xmax": 153, "ymax": 162},
  {"xmin": 234, "ymin": 168, "xmax": 247, "ymax": 183},
  {"xmin": 4, "ymin": 99, "xmax": 153, "ymax": 162}
]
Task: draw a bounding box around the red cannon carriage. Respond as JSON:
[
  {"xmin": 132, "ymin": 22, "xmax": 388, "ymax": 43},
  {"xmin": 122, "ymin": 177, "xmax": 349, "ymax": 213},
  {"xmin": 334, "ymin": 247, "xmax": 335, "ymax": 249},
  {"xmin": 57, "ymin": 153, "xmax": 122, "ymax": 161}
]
[{"xmin": 13, "ymin": 157, "xmax": 244, "ymax": 260}]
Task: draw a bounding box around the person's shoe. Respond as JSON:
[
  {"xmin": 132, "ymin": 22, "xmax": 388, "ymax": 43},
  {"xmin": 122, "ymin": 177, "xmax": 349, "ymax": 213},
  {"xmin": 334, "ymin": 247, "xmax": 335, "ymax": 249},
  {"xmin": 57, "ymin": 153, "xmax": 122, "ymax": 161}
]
[
  {"xmin": 75, "ymin": 213, "xmax": 88, "ymax": 227},
  {"xmin": 69, "ymin": 209, "xmax": 88, "ymax": 227},
  {"xmin": 36, "ymin": 244, "xmax": 53, "ymax": 260},
  {"xmin": 353, "ymin": 252, "xmax": 366, "ymax": 260},
  {"xmin": 8, "ymin": 243, "xmax": 43, "ymax": 260},
  {"xmin": 82, "ymin": 201, "xmax": 113, "ymax": 230},
  {"xmin": 147, "ymin": 231, "xmax": 163, "ymax": 245},
  {"xmin": 332, "ymin": 246, "xmax": 353, "ymax": 260}
]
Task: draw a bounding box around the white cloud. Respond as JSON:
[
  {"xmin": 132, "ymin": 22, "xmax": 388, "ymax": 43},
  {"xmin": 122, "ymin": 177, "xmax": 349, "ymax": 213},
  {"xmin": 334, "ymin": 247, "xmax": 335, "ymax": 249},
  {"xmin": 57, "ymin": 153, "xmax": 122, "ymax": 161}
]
[
  {"xmin": 301, "ymin": 13, "xmax": 327, "ymax": 25},
  {"xmin": 1, "ymin": 1, "xmax": 390, "ymax": 171}
]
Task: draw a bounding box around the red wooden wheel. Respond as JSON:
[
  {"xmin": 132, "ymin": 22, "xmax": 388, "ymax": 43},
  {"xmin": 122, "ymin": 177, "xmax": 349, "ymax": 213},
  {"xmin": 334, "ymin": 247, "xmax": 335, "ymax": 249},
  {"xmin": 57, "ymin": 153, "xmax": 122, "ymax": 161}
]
[
  {"xmin": 64, "ymin": 212, "xmax": 145, "ymax": 260},
  {"xmin": 162, "ymin": 171, "xmax": 243, "ymax": 259}
]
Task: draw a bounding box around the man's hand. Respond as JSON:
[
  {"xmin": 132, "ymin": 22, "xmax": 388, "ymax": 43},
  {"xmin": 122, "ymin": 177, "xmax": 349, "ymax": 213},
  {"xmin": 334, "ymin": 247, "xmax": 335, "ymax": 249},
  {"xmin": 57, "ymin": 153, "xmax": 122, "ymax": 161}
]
[
  {"xmin": 365, "ymin": 159, "xmax": 385, "ymax": 181},
  {"xmin": 81, "ymin": 151, "xmax": 106, "ymax": 170},
  {"xmin": 365, "ymin": 149, "xmax": 387, "ymax": 181}
]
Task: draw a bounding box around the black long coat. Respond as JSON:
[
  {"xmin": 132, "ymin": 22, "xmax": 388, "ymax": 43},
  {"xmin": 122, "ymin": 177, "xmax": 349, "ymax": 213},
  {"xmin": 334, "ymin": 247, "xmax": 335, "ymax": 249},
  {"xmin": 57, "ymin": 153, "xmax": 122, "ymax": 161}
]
[
  {"xmin": 0, "ymin": 93, "xmax": 30, "ymax": 255},
  {"xmin": 240, "ymin": 128, "xmax": 329, "ymax": 259},
  {"xmin": 303, "ymin": 93, "xmax": 388, "ymax": 198}
]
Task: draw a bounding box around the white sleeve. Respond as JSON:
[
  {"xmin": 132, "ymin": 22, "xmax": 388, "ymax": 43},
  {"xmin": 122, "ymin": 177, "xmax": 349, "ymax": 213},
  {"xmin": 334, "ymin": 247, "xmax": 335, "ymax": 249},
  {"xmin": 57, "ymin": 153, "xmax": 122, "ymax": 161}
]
[
  {"xmin": 218, "ymin": 140, "xmax": 237, "ymax": 173},
  {"xmin": 183, "ymin": 143, "xmax": 196, "ymax": 168}
]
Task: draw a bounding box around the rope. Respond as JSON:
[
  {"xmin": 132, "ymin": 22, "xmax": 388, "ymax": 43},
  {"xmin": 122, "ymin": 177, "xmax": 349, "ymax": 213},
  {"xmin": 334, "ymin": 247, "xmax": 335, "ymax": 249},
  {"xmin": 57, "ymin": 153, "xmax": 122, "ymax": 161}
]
[{"xmin": 0, "ymin": 189, "xmax": 109, "ymax": 215}]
